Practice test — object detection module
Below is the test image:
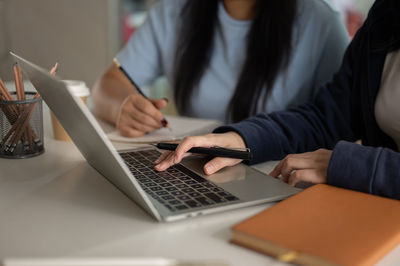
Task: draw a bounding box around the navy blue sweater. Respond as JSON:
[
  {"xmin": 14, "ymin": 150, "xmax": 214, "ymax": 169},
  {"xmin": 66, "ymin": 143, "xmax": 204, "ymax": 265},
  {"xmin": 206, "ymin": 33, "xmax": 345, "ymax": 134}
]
[{"xmin": 215, "ymin": 0, "xmax": 400, "ymax": 199}]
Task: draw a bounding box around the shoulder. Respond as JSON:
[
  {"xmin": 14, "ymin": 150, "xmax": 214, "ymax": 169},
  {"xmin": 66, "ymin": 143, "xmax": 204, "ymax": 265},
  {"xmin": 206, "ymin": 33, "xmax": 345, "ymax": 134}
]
[
  {"xmin": 141, "ymin": 0, "xmax": 187, "ymax": 37},
  {"xmin": 147, "ymin": 0, "xmax": 186, "ymax": 22},
  {"xmin": 294, "ymin": 0, "xmax": 348, "ymax": 44},
  {"xmin": 296, "ymin": 0, "xmax": 341, "ymax": 24}
]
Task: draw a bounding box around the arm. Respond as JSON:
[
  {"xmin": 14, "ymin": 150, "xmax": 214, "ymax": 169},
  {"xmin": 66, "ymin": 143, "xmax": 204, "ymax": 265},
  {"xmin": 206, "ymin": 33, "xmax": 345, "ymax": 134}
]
[
  {"xmin": 92, "ymin": 64, "xmax": 135, "ymax": 126},
  {"xmin": 154, "ymin": 15, "xmax": 400, "ymax": 198},
  {"xmin": 268, "ymin": 141, "xmax": 400, "ymax": 199},
  {"xmin": 92, "ymin": 2, "xmax": 168, "ymax": 137},
  {"xmin": 155, "ymin": 26, "xmax": 362, "ymax": 174}
]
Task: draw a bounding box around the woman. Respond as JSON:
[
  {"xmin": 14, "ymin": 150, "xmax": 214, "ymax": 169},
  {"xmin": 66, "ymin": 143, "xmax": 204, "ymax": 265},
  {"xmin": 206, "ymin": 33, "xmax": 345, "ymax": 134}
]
[
  {"xmin": 92, "ymin": 0, "xmax": 348, "ymax": 137},
  {"xmin": 155, "ymin": 0, "xmax": 400, "ymax": 200}
]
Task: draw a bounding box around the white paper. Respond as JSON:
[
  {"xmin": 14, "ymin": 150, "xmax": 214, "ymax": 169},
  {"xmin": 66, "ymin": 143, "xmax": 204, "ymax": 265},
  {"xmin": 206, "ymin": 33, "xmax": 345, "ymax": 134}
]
[{"xmin": 107, "ymin": 115, "xmax": 222, "ymax": 143}]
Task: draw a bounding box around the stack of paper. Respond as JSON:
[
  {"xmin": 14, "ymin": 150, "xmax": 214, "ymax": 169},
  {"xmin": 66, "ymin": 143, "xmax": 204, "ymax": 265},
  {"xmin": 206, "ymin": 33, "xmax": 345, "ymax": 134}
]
[{"xmin": 107, "ymin": 115, "xmax": 222, "ymax": 143}]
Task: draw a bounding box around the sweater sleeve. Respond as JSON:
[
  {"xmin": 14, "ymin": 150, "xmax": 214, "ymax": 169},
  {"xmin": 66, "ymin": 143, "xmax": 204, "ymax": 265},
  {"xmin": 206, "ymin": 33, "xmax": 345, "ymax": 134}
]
[
  {"xmin": 214, "ymin": 29, "xmax": 361, "ymax": 164},
  {"xmin": 328, "ymin": 141, "xmax": 400, "ymax": 199}
]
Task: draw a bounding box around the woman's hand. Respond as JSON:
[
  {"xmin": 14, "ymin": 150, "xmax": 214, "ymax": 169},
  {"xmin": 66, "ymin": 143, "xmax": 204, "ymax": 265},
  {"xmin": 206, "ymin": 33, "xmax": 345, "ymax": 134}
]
[
  {"xmin": 269, "ymin": 149, "xmax": 332, "ymax": 186},
  {"xmin": 116, "ymin": 94, "xmax": 168, "ymax": 137},
  {"xmin": 92, "ymin": 64, "xmax": 168, "ymax": 135},
  {"xmin": 154, "ymin": 132, "xmax": 247, "ymax": 175}
]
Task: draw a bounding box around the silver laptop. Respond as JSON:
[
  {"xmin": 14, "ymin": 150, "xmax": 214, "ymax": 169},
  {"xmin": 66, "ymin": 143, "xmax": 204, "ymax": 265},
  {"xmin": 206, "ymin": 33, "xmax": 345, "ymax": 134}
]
[{"xmin": 12, "ymin": 52, "xmax": 300, "ymax": 222}]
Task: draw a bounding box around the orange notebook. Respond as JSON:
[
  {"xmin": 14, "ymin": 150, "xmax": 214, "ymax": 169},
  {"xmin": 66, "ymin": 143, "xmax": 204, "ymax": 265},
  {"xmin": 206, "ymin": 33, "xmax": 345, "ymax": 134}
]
[{"xmin": 231, "ymin": 184, "xmax": 400, "ymax": 266}]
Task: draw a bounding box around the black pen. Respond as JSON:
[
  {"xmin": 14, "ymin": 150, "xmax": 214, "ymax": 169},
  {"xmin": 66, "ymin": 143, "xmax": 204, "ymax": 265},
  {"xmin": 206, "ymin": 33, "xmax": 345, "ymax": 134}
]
[
  {"xmin": 113, "ymin": 58, "xmax": 170, "ymax": 129},
  {"xmin": 154, "ymin": 142, "xmax": 253, "ymax": 161}
]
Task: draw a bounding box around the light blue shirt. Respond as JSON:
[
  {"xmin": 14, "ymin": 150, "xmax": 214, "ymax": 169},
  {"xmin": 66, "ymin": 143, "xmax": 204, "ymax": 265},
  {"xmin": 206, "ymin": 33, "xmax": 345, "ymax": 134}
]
[{"xmin": 116, "ymin": 0, "xmax": 349, "ymax": 122}]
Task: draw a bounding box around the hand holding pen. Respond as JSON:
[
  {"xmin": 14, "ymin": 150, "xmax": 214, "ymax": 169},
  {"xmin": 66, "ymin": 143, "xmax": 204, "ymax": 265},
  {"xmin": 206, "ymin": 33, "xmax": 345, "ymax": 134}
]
[
  {"xmin": 113, "ymin": 59, "xmax": 171, "ymax": 137},
  {"xmin": 154, "ymin": 132, "xmax": 249, "ymax": 175}
]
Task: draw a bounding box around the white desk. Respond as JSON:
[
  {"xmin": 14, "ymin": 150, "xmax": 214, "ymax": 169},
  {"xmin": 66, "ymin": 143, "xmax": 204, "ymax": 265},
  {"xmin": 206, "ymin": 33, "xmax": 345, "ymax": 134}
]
[{"xmin": 1, "ymin": 133, "xmax": 400, "ymax": 265}]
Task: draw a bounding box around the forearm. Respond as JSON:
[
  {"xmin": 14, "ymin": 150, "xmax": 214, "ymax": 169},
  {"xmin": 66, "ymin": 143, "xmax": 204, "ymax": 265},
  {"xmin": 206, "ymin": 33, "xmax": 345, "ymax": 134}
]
[
  {"xmin": 328, "ymin": 141, "xmax": 400, "ymax": 199},
  {"xmin": 214, "ymin": 114, "xmax": 287, "ymax": 164},
  {"xmin": 92, "ymin": 65, "xmax": 136, "ymax": 125},
  {"xmin": 214, "ymin": 101, "xmax": 355, "ymax": 165}
]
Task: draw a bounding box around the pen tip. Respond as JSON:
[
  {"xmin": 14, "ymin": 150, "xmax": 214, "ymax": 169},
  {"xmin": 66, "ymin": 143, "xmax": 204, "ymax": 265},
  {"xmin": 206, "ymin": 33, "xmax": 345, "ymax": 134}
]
[{"xmin": 161, "ymin": 118, "xmax": 171, "ymax": 129}]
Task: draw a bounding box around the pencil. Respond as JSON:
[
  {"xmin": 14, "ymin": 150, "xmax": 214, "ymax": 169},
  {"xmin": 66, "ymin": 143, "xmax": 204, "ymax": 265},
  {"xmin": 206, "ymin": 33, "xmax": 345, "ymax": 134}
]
[
  {"xmin": 6, "ymin": 95, "xmax": 39, "ymax": 152},
  {"xmin": 50, "ymin": 62, "xmax": 59, "ymax": 76},
  {"xmin": 0, "ymin": 81, "xmax": 19, "ymax": 146},
  {"xmin": 0, "ymin": 79, "xmax": 19, "ymax": 125},
  {"xmin": 12, "ymin": 62, "xmax": 57, "ymax": 148},
  {"xmin": 13, "ymin": 63, "xmax": 25, "ymax": 100},
  {"xmin": 113, "ymin": 58, "xmax": 171, "ymax": 130},
  {"xmin": 13, "ymin": 63, "xmax": 32, "ymax": 149},
  {"xmin": 1, "ymin": 109, "xmax": 25, "ymax": 147},
  {"xmin": 1, "ymin": 76, "xmax": 39, "ymax": 150},
  {"xmin": 0, "ymin": 78, "xmax": 14, "ymax": 101}
]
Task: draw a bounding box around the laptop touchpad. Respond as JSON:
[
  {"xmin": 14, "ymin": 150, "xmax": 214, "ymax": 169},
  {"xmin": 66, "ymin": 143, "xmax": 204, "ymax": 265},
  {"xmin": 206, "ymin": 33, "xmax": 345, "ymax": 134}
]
[{"xmin": 181, "ymin": 156, "xmax": 246, "ymax": 184}]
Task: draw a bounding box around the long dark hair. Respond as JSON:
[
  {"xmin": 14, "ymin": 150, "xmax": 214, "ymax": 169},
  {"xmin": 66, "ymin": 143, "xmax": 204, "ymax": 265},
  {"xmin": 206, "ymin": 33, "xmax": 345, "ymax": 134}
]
[{"xmin": 173, "ymin": 0, "xmax": 297, "ymax": 122}]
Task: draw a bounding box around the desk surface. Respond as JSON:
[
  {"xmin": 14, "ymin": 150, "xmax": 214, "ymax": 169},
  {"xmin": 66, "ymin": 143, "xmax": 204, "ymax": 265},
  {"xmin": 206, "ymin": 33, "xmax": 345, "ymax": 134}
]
[{"xmin": 1, "ymin": 137, "xmax": 400, "ymax": 265}]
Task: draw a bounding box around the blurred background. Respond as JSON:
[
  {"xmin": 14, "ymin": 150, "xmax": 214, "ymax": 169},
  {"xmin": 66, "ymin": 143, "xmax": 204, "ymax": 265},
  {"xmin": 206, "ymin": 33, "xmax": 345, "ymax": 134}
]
[{"xmin": 0, "ymin": 0, "xmax": 374, "ymax": 102}]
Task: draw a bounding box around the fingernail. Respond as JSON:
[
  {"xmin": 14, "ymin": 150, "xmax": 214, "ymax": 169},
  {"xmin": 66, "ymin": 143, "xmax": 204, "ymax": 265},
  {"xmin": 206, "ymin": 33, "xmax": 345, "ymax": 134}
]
[
  {"xmin": 173, "ymin": 155, "xmax": 177, "ymax": 164},
  {"xmin": 161, "ymin": 118, "xmax": 168, "ymax": 127},
  {"xmin": 163, "ymin": 97, "xmax": 169, "ymax": 103},
  {"xmin": 154, "ymin": 158, "xmax": 160, "ymax": 164},
  {"xmin": 204, "ymin": 164, "xmax": 213, "ymax": 174}
]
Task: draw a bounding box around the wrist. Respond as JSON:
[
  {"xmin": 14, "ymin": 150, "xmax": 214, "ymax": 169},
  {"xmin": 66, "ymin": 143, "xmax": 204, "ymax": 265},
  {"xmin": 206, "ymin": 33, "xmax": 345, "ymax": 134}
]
[
  {"xmin": 225, "ymin": 131, "xmax": 246, "ymax": 149},
  {"xmin": 115, "ymin": 95, "xmax": 131, "ymax": 128}
]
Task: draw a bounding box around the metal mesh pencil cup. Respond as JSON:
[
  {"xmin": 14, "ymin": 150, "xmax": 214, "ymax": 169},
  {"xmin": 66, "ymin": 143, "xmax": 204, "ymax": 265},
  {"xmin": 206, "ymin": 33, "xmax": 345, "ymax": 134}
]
[{"xmin": 0, "ymin": 92, "xmax": 44, "ymax": 158}]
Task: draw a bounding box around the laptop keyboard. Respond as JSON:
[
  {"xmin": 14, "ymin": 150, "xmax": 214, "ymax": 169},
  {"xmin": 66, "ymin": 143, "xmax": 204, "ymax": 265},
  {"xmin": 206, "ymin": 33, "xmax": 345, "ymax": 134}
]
[{"xmin": 120, "ymin": 149, "xmax": 239, "ymax": 212}]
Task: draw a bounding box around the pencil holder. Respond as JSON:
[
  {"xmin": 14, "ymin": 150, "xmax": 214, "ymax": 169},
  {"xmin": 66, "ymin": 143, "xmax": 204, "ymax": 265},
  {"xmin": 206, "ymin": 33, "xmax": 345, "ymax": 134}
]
[{"xmin": 0, "ymin": 92, "xmax": 44, "ymax": 158}]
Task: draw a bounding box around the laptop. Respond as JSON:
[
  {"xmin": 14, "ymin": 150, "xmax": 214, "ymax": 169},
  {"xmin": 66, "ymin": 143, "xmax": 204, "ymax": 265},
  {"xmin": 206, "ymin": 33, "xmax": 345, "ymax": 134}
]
[{"xmin": 12, "ymin": 52, "xmax": 300, "ymax": 222}]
